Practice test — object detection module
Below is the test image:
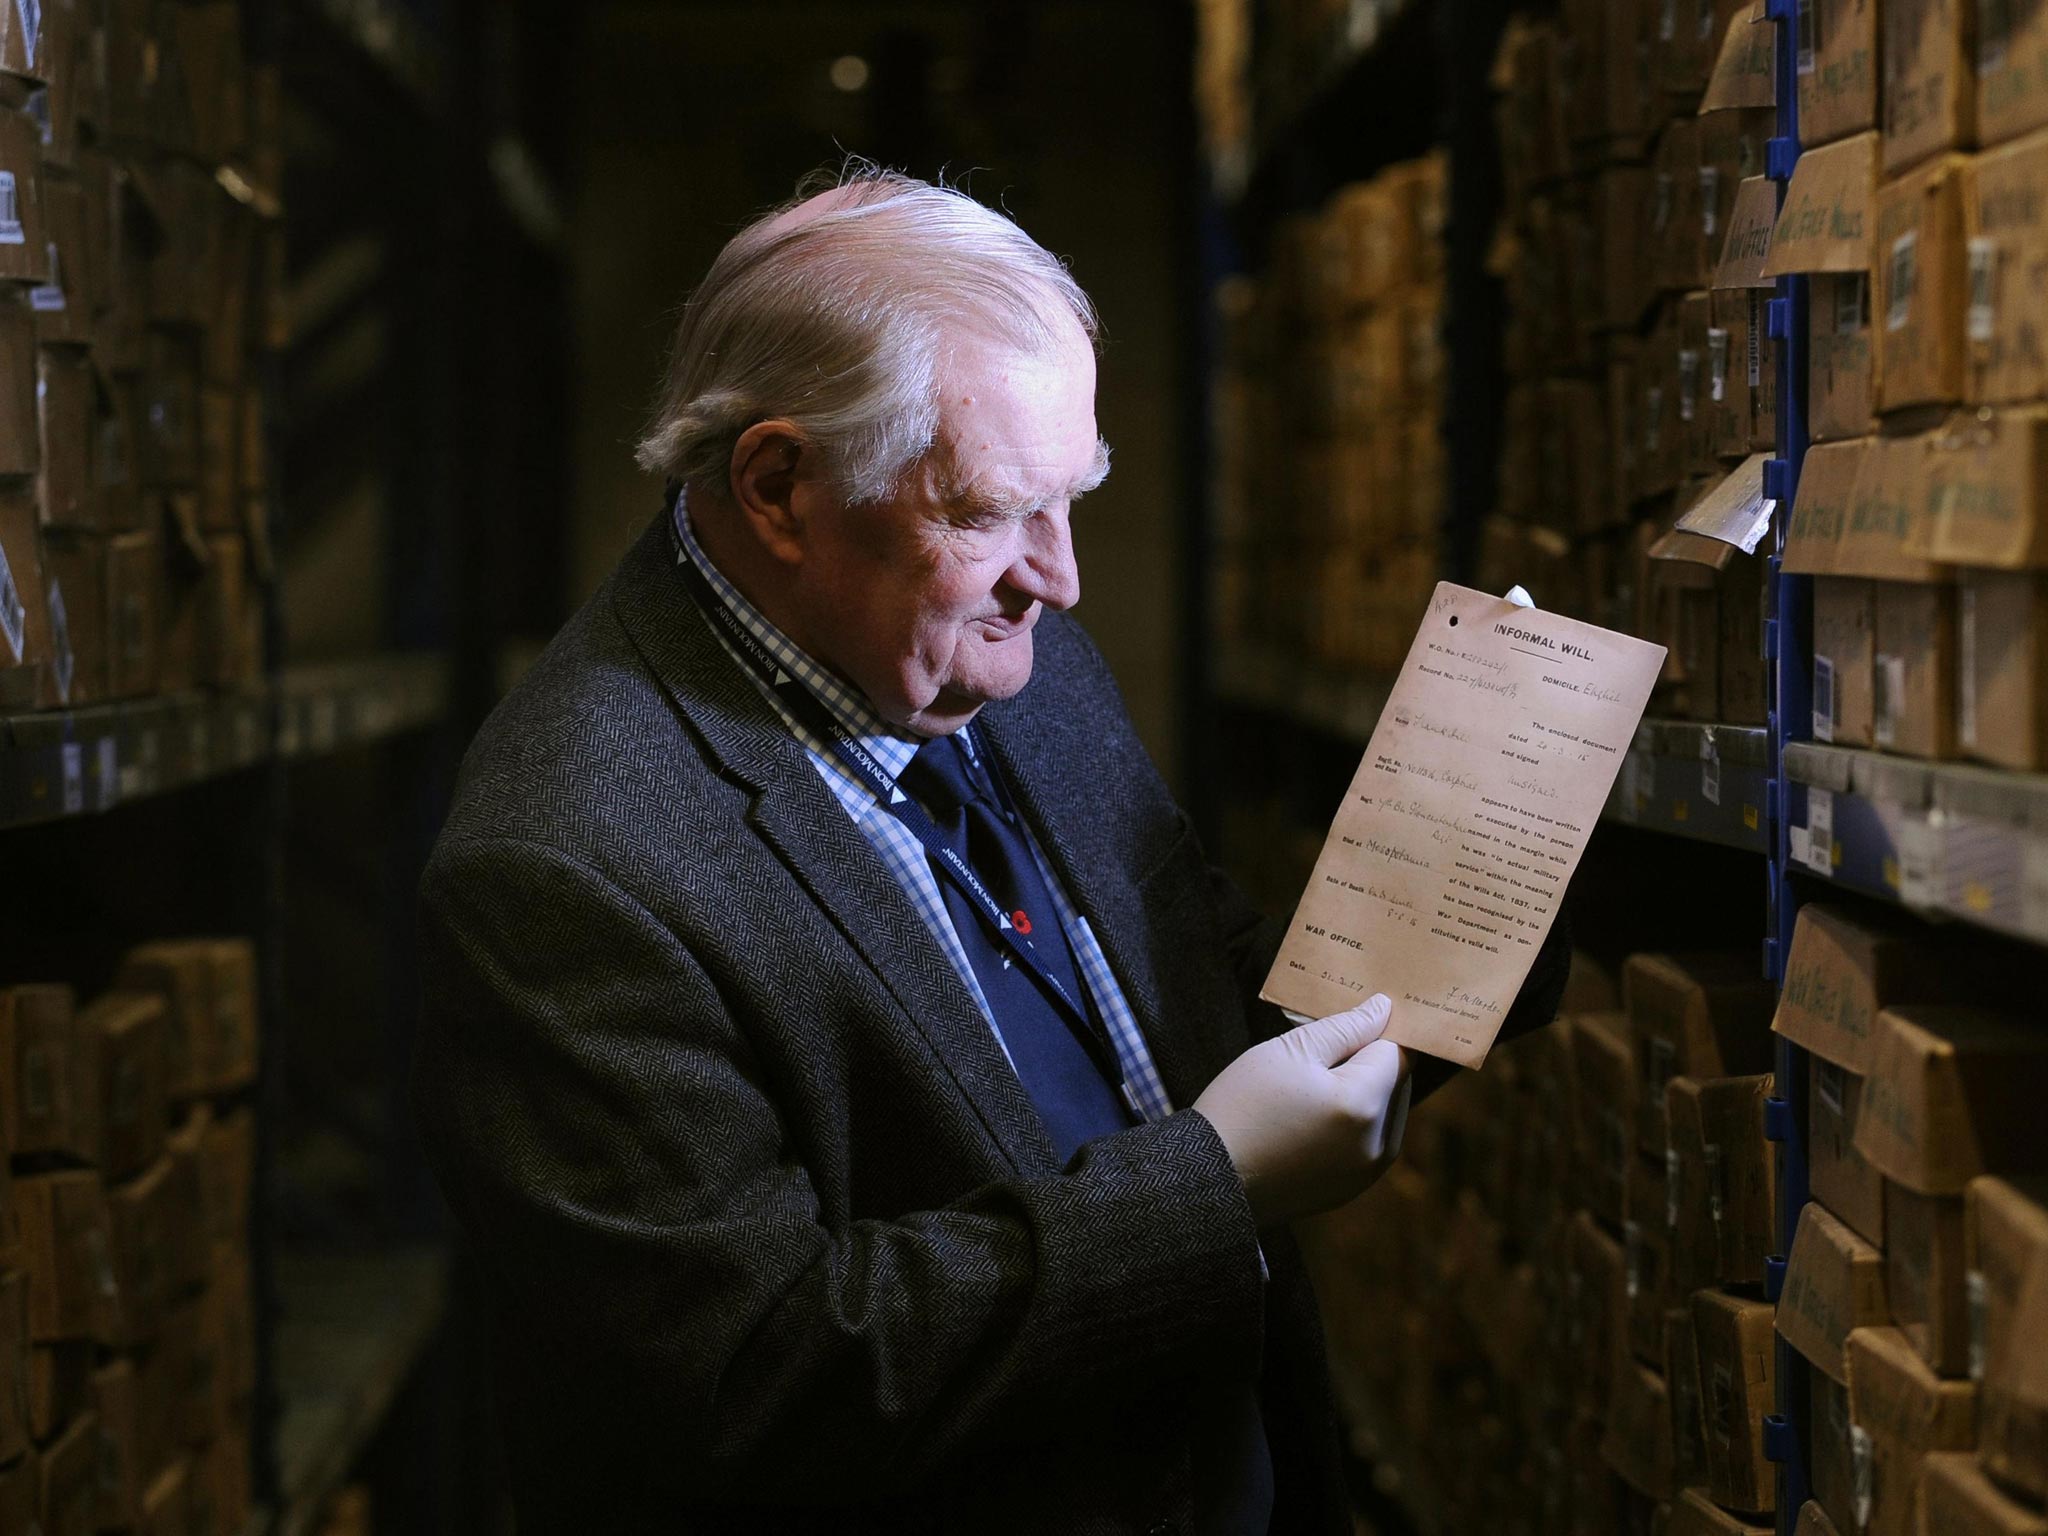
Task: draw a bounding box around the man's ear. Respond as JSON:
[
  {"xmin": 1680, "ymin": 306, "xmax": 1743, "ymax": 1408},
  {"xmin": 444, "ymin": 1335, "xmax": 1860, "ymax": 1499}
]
[{"xmin": 728, "ymin": 420, "xmax": 814, "ymax": 565}]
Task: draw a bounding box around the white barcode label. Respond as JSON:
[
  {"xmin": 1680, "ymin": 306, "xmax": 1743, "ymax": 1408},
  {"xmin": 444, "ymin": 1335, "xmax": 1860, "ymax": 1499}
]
[
  {"xmin": 28, "ymin": 239, "xmax": 60, "ymax": 310},
  {"xmin": 46, "ymin": 576, "xmax": 70, "ymax": 703},
  {"xmin": 1888, "ymin": 231, "xmax": 1918, "ymax": 331},
  {"xmin": 1701, "ymin": 731, "xmax": 1722, "ymax": 805},
  {"xmin": 1968, "ymin": 1268, "xmax": 1990, "ymax": 1381},
  {"xmin": 1748, "ymin": 289, "xmax": 1764, "ymax": 386},
  {"xmin": 1660, "ymin": 0, "xmax": 1678, "ymax": 41},
  {"xmin": 1665, "ymin": 1147, "xmax": 1681, "ymax": 1229},
  {"xmin": 1678, "ymin": 348, "xmax": 1699, "ymax": 422},
  {"xmin": 16, "ymin": 0, "xmax": 39, "ymax": 70},
  {"xmin": 1708, "ymin": 326, "xmax": 1729, "ymax": 402},
  {"xmin": 1838, "ymin": 271, "xmax": 1870, "ymax": 334},
  {"xmin": 59, "ymin": 740, "xmax": 80, "ymax": 811},
  {"xmin": 1699, "ymin": 167, "xmax": 1719, "ymax": 238},
  {"xmin": 1797, "ymin": 0, "xmax": 1819, "ymax": 72},
  {"xmin": 1816, "ymin": 1058, "xmax": 1846, "ymax": 1115},
  {"xmin": 1806, "ymin": 788, "xmax": 1834, "ymax": 873},
  {"xmin": 1960, "ymin": 586, "xmax": 1978, "ymax": 748},
  {"xmin": 1814, "ymin": 654, "xmax": 1836, "ymax": 741},
  {"xmin": 1874, "ymin": 653, "xmax": 1905, "ymax": 745},
  {"xmin": 1897, "ymin": 814, "xmax": 1942, "ymax": 906},
  {"xmin": 0, "ymin": 536, "xmax": 21, "ymax": 662},
  {"xmin": 0, "ymin": 170, "xmax": 23, "ymax": 244},
  {"xmin": 1851, "ymin": 1426, "xmax": 1875, "ymax": 1530},
  {"xmin": 1969, "ymin": 236, "xmax": 1998, "ymax": 343}
]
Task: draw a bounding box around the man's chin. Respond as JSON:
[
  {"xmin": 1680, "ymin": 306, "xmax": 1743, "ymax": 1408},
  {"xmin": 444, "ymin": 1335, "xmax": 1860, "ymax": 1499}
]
[{"xmin": 909, "ymin": 653, "xmax": 1035, "ymax": 735}]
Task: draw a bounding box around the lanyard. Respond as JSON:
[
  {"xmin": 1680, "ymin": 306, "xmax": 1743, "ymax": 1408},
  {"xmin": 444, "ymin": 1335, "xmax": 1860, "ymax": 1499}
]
[{"xmin": 665, "ymin": 501, "xmax": 1132, "ymax": 1096}]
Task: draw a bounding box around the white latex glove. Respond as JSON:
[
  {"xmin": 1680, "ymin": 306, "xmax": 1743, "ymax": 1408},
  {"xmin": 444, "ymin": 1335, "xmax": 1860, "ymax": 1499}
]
[{"xmin": 1192, "ymin": 994, "xmax": 1408, "ymax": 1227}]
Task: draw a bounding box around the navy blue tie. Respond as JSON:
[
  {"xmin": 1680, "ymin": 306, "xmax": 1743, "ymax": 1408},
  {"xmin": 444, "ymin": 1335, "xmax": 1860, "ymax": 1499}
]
[
  {"xmin": 900, "ymin": 733, "xmax": 1134, "ymax": 1164},
  {"xmin": 905, "ymin": 734, "xmax": 1273, "ymax": 1536}
]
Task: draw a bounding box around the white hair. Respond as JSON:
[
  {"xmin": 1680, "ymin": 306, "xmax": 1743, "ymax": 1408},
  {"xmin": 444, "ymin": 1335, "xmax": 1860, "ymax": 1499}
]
[{"xmin": 635, "ymin": 163, "xmax": 1101, "ymax": 505}]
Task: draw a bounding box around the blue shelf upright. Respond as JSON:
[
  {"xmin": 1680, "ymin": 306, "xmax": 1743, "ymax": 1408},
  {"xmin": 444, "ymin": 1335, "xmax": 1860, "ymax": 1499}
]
[{"xmin": 1761, "ymin": 0, "xmax": 1814, "ymax": 1530}]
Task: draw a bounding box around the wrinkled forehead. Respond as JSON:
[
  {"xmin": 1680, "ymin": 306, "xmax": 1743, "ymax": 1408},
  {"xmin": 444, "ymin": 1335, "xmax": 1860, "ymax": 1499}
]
[{"xmin": 931, "ymin": 330, "xmax": 1106, "ymax": 506}]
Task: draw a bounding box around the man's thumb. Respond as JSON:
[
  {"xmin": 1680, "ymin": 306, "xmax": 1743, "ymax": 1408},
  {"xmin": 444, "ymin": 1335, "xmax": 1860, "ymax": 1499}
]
[{"xmin": 1288, "ymin": 993, "xmax": 1393, "ymax": 1067}]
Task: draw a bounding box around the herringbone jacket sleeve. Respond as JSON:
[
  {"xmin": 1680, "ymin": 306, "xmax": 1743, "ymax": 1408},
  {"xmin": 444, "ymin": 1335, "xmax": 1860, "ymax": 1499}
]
[{"xmin": 414, "ymin": 831, "xmax": 1270, "ymax": 1505}]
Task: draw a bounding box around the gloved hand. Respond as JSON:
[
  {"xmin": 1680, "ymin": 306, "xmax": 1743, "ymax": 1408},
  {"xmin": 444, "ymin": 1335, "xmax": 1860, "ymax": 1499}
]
[{"xmin": 1191, "ymin": 994, "xmax": 1409, "ymax": 1227}]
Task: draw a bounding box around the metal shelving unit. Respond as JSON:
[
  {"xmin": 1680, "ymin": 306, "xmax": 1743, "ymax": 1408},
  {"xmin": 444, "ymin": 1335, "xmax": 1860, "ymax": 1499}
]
[{"xmin": 0, "ymin": 654, "xmax": 448, "ymax": 830}]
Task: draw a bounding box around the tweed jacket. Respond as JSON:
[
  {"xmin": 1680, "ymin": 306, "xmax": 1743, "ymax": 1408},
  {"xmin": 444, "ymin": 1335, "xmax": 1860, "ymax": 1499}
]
[{"xmin": 414, "ymin": 512, "xmax": 1566, "ymax": 1534}]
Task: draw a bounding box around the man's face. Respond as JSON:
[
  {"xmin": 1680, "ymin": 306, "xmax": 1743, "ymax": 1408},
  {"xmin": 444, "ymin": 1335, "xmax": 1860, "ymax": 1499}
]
[{"xmin": 795, "ymin": 324, "xmax": 1105, "ymax": 736}]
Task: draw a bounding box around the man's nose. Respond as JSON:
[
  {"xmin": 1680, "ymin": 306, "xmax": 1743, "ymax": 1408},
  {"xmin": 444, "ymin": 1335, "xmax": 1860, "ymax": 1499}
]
[{"xmin": 1006, "ymin": 509, "xmax": 1081, "ymax": 612}]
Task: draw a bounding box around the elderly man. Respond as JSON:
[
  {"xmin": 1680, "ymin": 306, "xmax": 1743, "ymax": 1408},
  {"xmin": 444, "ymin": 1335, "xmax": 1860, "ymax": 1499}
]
[{"xmin": 415, "ymin": 168, "xmax": 1566, "ymax": 1535}]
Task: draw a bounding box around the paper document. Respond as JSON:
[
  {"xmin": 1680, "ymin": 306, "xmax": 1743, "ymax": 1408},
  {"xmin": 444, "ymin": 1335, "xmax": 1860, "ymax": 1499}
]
[{"xmin": 1260, "ymin": 583, "xmax": 1666, "ymax": 1067}]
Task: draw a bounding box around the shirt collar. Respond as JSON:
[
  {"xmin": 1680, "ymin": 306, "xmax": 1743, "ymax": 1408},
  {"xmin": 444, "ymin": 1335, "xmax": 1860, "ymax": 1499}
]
[{"xmin": 672, "ymin": 489, "xmax": 923, "ymax": 776}]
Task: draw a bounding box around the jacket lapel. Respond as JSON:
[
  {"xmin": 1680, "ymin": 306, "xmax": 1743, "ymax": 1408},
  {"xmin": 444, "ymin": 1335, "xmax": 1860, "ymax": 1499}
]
[{"xmin": 607, "ymin": 514, "xmax": 1059, "ymax": 1174}]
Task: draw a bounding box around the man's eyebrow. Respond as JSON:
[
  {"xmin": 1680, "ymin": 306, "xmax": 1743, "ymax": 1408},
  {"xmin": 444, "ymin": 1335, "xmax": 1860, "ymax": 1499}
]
[
  {"xmin": 1073, "ymin": 437, "xmax": 1112, "ymax": 496},
  {"xmin": 953, "ymin": 437, "xmax": 1113, "ymax": 518}
]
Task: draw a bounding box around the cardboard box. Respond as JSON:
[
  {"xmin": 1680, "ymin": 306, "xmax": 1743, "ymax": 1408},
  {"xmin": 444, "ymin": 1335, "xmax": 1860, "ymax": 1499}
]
[
  {"xmin": 1668, "ymin": 1302, "xmax": 1711, "ymax": 1490},
  {"xmin": 1598, "ymin": 167, "xmax": 1657, "ymax": 331},
  {"xmin": 1967, "ymin": 1176, "xmax": 2048, "ymax": 1385},
  {"xmin": 79, "ymin": 990, "xmax": 166, "ymax": 1181},
  {"xmin": 1966, "ymin": 130, "xmax": 2048, "ymax": 403},
  {"xmin": 104, "ymin": 527, "xmax": 159, "ymax": 700},
  {"xmin": 1846, "ymin": 1326, "xmax": 1977, "ymax": 1536},
  {"xmin": 1626, "ymin": 1151, "xmax": 1675, "ymax": 1365},
  {"xmin": 1814, "ymin": 1056, "xmax": 1888, "ymax": 1243},
  {"xmin": 1799, "ymin": 0, "xmax": 1881, "ymax": 146},
  {"xmin": 1794, "ymin": 1498, "xmax": 1843, "ymax": 1535},
  {"xmin": 1704, "ymin": 5, "xmax": 1777, "ymax": 114},
  {"xmin": 1979, "ymin": 0, "xmax": 2048, "ymax": 146},
  {"xmin": 161, "ymin": 1109, "xmax": 209, "ymax": 1295},
  {"xmin": 1783, "ymin": 435, "xmax": 1949, "ymax": 582},
  {"xmin": 213, "ymin": 1239, "xmax": 255, "ymax": 1403},
  {"xmin": 1574, "ymin": 1010, "xmax": 1636, "ymax": 1224},
  {"xmin": 1912, "ymin": 405, "xmax": 2048, "ymax": 567},
  {"xmin": 0, "ymin": 479, "xmax": 51, "ymax": 704},
  {"xmin": 1719, "ymin": 549, "xmax": 1769, "ymax": 722},
  {"xmin": 1569, "ymin": 1208, "xmax": 1631, "ymax": 1413},
  {"xmin": 90, "ymin": 1356, "xmax": 141, "ymax": 1531},
  {"xmin": 198, "ymin": 1104, "xmax": 253, "ymax": 1248},
  {"xmin": 0, "ymin": 1269, "xmax": 23, "ymax": 1463},
  {"xmin": 107, "ymin": 1156, "xmax": 171, "ymax": 1349},
  {"xmin": 1668, "ymin": 1485, "xmax": 1771, "ymax": 1533},
  {"xmin": 1814, "ymin": 271, "xmax": 1880, "ymax": 438},
  {"xmin": 37, "ymin": 1408, "xmax": 95, "ymax": 1536},
  {"xmin": 0, "ymin": 289, "xmax": 36, "ymax": 477},
  {"xmin": 164, "ymin": 1286, "xmax": 227, "ymax": 1447},
  {"xmin": 139, "ymin": 1459, "xmax": 189, "ymax": 1536},
  {"xmin": 36, "ymin": 343, "xmax": 93, "ymax": 529},
  {"xmin": 1694, "ymin": 1288, "xmax": 1777, "ymax": 1513},
  {"xmin": 1602, "ymin": 1354, "xmax": 1675, "ymax": 1498},
  {"xmin": 40, "ymin": 529, "xmax": 104, "ymax": 704},
  {"xmin": 25, "ymin": 1338, "xmax": 85, "ymax": 1444},
  {"xmin": 1812, "ymin": 1365, "xmax": 1860, "ymax": 1532},
  {"xmin": 1884, "ymin": 1181, "xmax": 1969, "ymax": 1375},
  {"xmin": 1875, "ymin": 154, "xmax": 1971, "ymax": 412},
  {"xmin": 34, "ymin": 172, "xmax": 90, "ymax": 348},
  {"xmin": 1921, "ymin": 1452, "xmax": 2048, "ymax": 1534},
  {"xmin": 1623, "ymin": 952, "xmax": 1776, "ymax": 1157},
  {"xmin": 1856, "ymin": 1005, "xmax": 2048, "ymax": 1193},
  {"xmin": 1873, "ymin": 577, "xmax": 1958, "ymax": 757},
  {"xmin": 1708, "ymin": 286, "xmax": 1773, "ymax": 458},
  {"xmin": 1957, "ymin": 568, "xmax": 2048, "ymax": 767},
  {"xmin": 141, "ymin": 326, "xmax": 199, "ymax": 487},
  {"xmin": 0, "ymin": 106, "xmax": 46, "ymax": 285},
  {"xmin": 1881, "ymin": 0, "xmax": 1976, "ymax": 174},
  {"xmin": 1982, "ymin": 1252, "xmax": 2048, "ymax": 1499},
  {"xmin": 17, "ymin": 1170, "xmax": 112, "ymax": 1342},
  {"xmin": 1667, "ymin": 1073, "xmax": 1774, "ymax": 1291},
  {"xmin": 97, "ymin": 366, "xmax": 141, "ymax": 534},
  {"xmin": 1658, "ymin": 0, "xmax": 1748, "ymax": 100},
  {"xmin": 3, "ymin": 982, "xmax": 95, "ymax": 1161},
  {"xmin": 117, "ymin": 937, "xmax": 259, "ymax": 1101},
  {"xmin": 1781, "ymin": 1200, "xmax": 1891, "ymax": 1381},
  {"xmin": 1813, "ymin": 577, "xmax": 1878, "ymax": 745},
  {"xmin": 1773, "ymin": 904, "xmax": 1955, "ymax": 1075}
]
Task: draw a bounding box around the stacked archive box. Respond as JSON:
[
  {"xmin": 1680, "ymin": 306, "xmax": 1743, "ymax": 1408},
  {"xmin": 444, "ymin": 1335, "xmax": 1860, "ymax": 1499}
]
[
  {"xmin": 1, "ymin": 939, "xmax": 259, "ymax": 1535},
  {"xmin": 1771, "ymin": 900, "xmax": 2048, "ymax": 1536},
  {"xmin": 1212, "ymin": 151, "xmax": 1448, "ymax": 676},
  {"xmin": 0, "ymin": 0, "xmax": 279, "ymax": 716},
  {"xmin": 1487, "ymin": 2, "xmax": 1779, "ymax": 727},
  {"xmin": 1772, "ymin": 0, "xmax": 2048, "ymax": 772},
  {"xmin": 1301, "ymin": 949, "xmax": 1781, "ymax": 1535}
]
